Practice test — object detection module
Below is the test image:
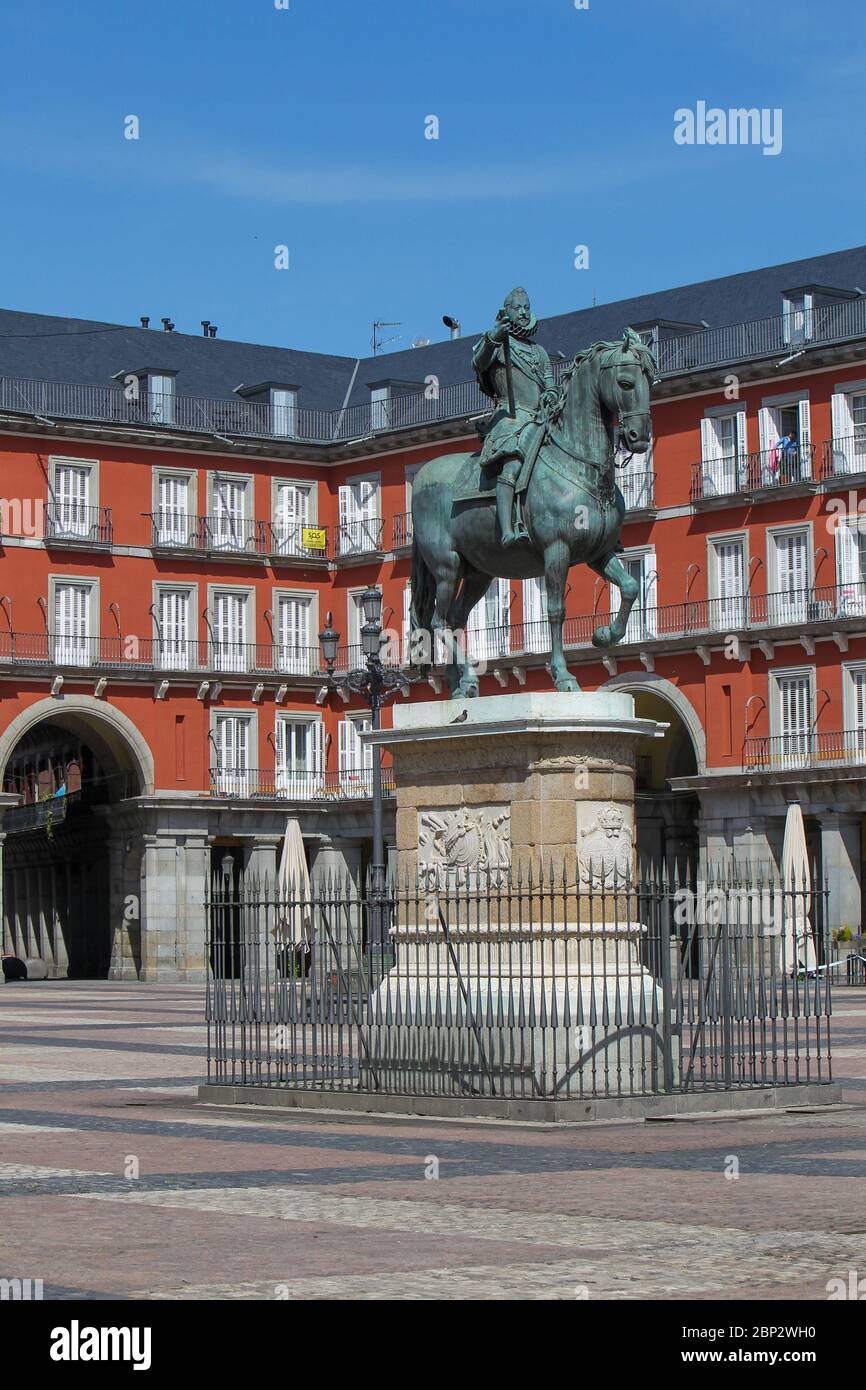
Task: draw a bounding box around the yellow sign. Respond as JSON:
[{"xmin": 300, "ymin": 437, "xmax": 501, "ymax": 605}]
[{"xmin": 302, "ymin": 527, "xmax": 327, "ymax": 551}]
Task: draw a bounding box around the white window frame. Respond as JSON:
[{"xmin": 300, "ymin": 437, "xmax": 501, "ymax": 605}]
[
  {"xmin": 338, "ymin": 714, "xmax": 373, "ymax": 797},
  {"xmin": 830, "ymin": 378, "xmax": 866, "ymax": 477},
  {"xmin": 270, "ymin": 387, "xmax": 298, "ymax": 439},
  {"xmin": 370, "ymin": 385, "xmax": 391, "ymax": 431},
  {"xmin": 758, "ymin": 390, "xmax": 811, "ymax": 485},
  {"xmin": 699, "ymin": 405, "xmax": 747, "ymax": 498},
  {"xmin": 707, "ymin": 531, "xmax": 748, "ymax": 632},
  {"xmin": 466, "ymin": 578, "xmax": 511, "ymax": 661},
  {"xmin": 270, "ymin": 478, "xmax": 315, "ymax": 555},
  {"xmin": 272, "ymin": 587, "xmax": 317, "ymax": 675},
  {"xmin": 337, "ymin": 474, "xmax": 381, "ymax": 555},
  {"xmin": 153, "ymin": 468, "xmax": 197, "ymax": 546},
  {"xmin": 769, "ymin": 665, "xmax": 815, "ymax": 768},
  {"xmin": 610, "ymin": 546, "xmax": 657, "ymax": 643},
  {"xmin": 766, "ymin": 523, "xmax": 812, "ymax": 626},
  {"xmin": 208, "ymin": 584, "xmax": 253, "ymax": 673},
  {"xmin": 146, "ymin": 372, "xmax": 177, "ymax": 425},
  {"xmin": 782, "ymin": 292, "xmax": 813, "ymax": 346},
  {"xmin": 152, "ymin": 581, "xmax": 197, "ymax": 670},
  {"xmin": 522, "ymin": 576, "xmax": 549, "ymax": 653},
  {"xmin": 842, "ymin": 662, "xmax": 866, "ymax": 758},
  {"xmin": 211, "ymin": 709, "xmax": 257, "ymax": 796},
  {"xmin": 48, "ymin": 457, "xmax": 99, "ymax": 539},
  {"xmin": 834, "ymin": 516, "xmax": 866, "ymax": 617},
  {"xmin": 48, "ymin": 574, "xmax": 99, "ymax": 667},
  {"xmin": 274, "ymin": 714, "xmax": 325, "ymax": 797},
  {"xmin": 207, "ymin": 471, "xmax": 254, "ymax": 552}
]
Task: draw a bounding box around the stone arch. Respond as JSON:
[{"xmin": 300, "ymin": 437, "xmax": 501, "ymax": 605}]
[
  {"xmin": 598, "ymin": 672, "xmax": 706, "ymax": 774},
  {"xmin": 0, "ymin": 696, "xmax": 154, "ymax": 794}
]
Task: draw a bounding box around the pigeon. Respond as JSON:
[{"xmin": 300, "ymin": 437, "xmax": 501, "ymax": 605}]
[{"xmin": 450, "ymin": 709, "xmax": 468, "ymax": 724}]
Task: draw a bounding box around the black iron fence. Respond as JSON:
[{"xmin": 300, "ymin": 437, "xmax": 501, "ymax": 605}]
[{"xmin": 205, "ymin": 867, "xmax": 833, "ymax": 1102}]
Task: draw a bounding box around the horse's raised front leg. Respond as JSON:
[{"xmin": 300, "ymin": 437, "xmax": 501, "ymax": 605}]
[
  {"xmin": 544, "ymin": 540, "xmax": 580, "ymax": 692},
  {"xmin": 590, "ymin": 552, "xmax": 640, "ymax": 648},
  {"xmin": 447, "ymin": 567, "xmax": 491, "ymax": 698}
]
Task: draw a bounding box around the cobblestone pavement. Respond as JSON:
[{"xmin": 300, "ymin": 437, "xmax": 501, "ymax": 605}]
[{"xmin": 1, "ymin": 981, "xmax": 864, "ymax": 1300}]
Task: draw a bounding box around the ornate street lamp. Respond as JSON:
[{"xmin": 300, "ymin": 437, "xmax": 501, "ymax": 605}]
[{"xmin": 318, "ymin": 598, "xmax": 409, "ymax": 953}]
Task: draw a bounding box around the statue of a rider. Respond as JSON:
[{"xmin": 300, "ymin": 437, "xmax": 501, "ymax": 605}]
[{"xmin": 472, "ymin": 287, "xmax": 559, "ymax": 547}]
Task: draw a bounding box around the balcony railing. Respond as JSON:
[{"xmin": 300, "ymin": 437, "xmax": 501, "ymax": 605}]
[
  {"xmin": 2, "ymin": 582, "xmax": 864, "ymax": 682},
  {"xmin": 3, "ymin": 302, "xmax": 866, "ymax": 447},
  {"xmin": 744, "ymin": 730, "xmax": 866, "ymax": 771},
  {"xmin": 44, "ymin": 504, "xmax": 113, "ymax": 548},
  {"xmin": 264, "ymin": 520, "xmax": 330, "ymax": 561},
  {"xmin": 147, "ymin": 512, "xmax": 265, "ymax": 557},
  {"xmin": 691, "ymin": 445, "xmax": 817, "ymax": 502},
  {"xmin": 821, "ymin": 434, "xmax": 866, "ymax": 480},
  {"xmin": 208, "ymin": 766, "xmax": 395, "ymax": 800},
  {"xmin": 335, "ymin": 517, "xmax": 384, "ymax": 558},
  {"xmin": 392, "ymin": 512, "xmax": 413, "ymax": 550},
  {"xmin": 619, "ymin": 469, "xmax": 656, "ymax": 511}
]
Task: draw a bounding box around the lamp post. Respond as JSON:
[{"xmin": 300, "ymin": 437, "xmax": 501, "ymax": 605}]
[{"xmin": 318, "ymin": 590, "xmax": 408, "ymax": 953}]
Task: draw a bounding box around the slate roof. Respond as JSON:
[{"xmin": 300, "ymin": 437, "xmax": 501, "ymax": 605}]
[{"xmin": 2, "ymin": 245, "xmax": 865, "ymax": 415}]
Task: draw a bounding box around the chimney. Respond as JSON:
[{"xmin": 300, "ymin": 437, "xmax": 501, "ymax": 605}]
[
  {"xmin": 208, "ymin": 325, "xmax": 218, "ymax": 338},
  {"xmin": 442, "ymin": 315, "xmax": 461, "ymax": 340},
  {"xmin": 201, "ymin": 320, "xmax": 211, "ymax": 337},
  {"xmin": 161, "ymin": 317, "xmax": 175, "ymax": 332},
  {"xmin": 139, "ymin": 316, "xmax": 150, "ymax": 329}
]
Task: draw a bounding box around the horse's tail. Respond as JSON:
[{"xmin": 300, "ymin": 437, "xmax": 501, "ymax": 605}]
[{"xmin": 409, "ymin": 540, "xmax": 436, "ymax": 671}]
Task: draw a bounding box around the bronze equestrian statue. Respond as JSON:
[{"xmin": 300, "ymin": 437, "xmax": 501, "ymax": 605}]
[{"xmin": 410, "ymin": 290, "xmax": 656, "ymax": 697}]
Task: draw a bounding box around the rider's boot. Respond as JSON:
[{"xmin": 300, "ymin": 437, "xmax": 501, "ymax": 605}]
[{"xmin": 496, "ymin": 480, "xmax": 519, "ymax": 547}]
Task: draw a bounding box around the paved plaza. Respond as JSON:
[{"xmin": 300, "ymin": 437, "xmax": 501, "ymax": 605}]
[{"xmin": 0, "ymin": 981, "xmax": 865, "ymax": 1301}]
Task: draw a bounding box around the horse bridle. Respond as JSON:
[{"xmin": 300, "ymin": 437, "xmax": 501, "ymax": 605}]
[{"xmin": 552, "ymin": 346, "xmax": 651, "ymax": 468}]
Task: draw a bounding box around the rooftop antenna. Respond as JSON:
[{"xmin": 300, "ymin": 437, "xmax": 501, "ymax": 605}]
[{"xmin": 372, "ymin": 320, "xmax": 401, "ymax": 354}]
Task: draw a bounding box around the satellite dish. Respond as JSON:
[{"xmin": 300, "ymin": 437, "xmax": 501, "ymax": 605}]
[{"xmin": 411, "ymin": 337, "xmax": 431, "ymax": 348}]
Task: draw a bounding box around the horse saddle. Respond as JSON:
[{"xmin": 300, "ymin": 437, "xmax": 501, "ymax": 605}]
[{"xmin": 452, "ymin": 451, "xmax": 498, "ymax": 506}]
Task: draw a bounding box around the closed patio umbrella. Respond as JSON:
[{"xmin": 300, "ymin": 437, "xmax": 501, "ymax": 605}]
[
  {"xmin": 274, "ymin": 818, "xmax": 312, "ymax": 947},
  {"xmin": 780, "ymin": 803, "xmax": 816, "ymax": 974}
]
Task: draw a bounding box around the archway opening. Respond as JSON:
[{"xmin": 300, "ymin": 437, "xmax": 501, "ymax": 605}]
[
  {"xmin": 2, "ymin": 711, "xmax": 144, "ymax": 978},
  {"xmin": 629, "ymin": 689, "xmax": 701, "ymax": 879}
]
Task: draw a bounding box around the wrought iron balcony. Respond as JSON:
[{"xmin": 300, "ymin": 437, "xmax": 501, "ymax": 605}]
[
  {"xmin": 335, "ymin": 517, "xmax": 384, "ymax": 558},
  {"xmin": 3, "ymin": 301, "xmax": 866, "ymax": 448},
  {"xmin": 691, "ymin": 445, "xmax": 817, "ymax": 503},
  {"xmin": 208, "ymin": 765, "xmax": 395, "ymax": 800},
  {"xmin": 821, "ymin": 434, "xmax": 866, "ymax": 480},
  {"xmin": 743, "ymin": 730, "xmax": 866, "ymax": 772},
  {"xmin": 264, "ymin": 520, "xmax": 330, "ymax": 562},
  {"xmin": 0, "ymin": 632, "xmax": 331, "ymax": 679},
  {"xmin": 147, "ymin": 512, "xmax": 266, "ymax": 558},
  {"xmin": 619, "ymin": 468, "xmax": 656, "ymax": 511},
  {"xmin": 44, "ymin": 504, "xmax": 113, "ymax": 549},
  {"xmin": 392, "ymin": 511, "xmax": 413, "ymax": 551}
]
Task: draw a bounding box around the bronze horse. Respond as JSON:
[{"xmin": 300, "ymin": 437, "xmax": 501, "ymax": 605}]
[{"xmin": 409, "ymin": 328, "xmax": 656, "ymax": 695}]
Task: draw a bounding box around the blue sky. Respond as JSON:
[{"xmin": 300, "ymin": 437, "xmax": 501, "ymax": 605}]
[{"xmin": 0, "ymin": 0, "xmax": 864, "ymax": 357}]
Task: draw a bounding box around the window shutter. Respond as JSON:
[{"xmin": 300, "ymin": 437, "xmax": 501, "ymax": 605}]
[
  {"xmin": 311, "ymin": 721, "xmax": 325, "ymax": 782},
  {"xmin": 758, "ymin": 407, "xmax": 775, "ymax": 455},
  {"xmin": 831, "ymin": 393, "xmax": 854, "ymax": 475},
  {"xmin": 735, "ymin": 411, "xmax": 748, "ymax": 460},
  {"xmin": 523, "ymin": 577, "xmax": 548, "ymax": 653},
  {"xmin": 700, "ymin": 417, "xmax": 718, "ymax": 462},
  {"xmin": 798, "ymin": 399, "xmax": 811, "ymax": 478}
]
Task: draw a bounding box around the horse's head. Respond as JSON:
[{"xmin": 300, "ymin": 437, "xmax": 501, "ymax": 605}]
[{"xmin": 597, "ymin": 327, "xmax": 655, "ymax": 453}]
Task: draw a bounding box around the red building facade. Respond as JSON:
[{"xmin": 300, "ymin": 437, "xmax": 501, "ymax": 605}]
[{"xmin": 2, "ymin": 247, "xmax": 866, "ymax": 977}]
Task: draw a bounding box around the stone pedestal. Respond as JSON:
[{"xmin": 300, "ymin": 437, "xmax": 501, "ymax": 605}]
[{"xmin": 363, "ymin": 692, "xmax": 672, "ymax": 1098}]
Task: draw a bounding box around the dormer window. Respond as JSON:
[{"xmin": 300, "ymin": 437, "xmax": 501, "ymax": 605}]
[
  {"xmin": 270, "ymin": 387, "xmax": 297, "ymax": 438},
  {"xmin": 370, "ymin": 384, "xmax": 391, "ymax": 431},
  {"xmin": 234, "ymin": 382, "xmax": 298, "ymax": 439},
  {"xmin": 782, "ymin": 292, "xmax": 812, "ymax": 346},
  {"xmin": 112, "ymin": 367, "xmax": 178, "ymax": 425},
  {"xmin": 147, "ymin": 373, "xmax": 176, "ymax": 424}
]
